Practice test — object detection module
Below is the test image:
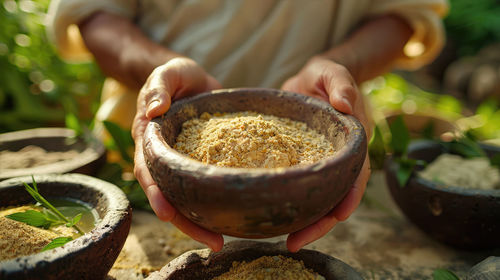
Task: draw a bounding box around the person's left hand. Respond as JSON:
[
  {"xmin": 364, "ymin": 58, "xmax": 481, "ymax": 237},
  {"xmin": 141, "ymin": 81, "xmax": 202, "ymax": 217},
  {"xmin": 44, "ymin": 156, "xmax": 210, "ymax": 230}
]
[{"xmin": 281, "ymin": 56, "xmax": 372, "ymax": 252}]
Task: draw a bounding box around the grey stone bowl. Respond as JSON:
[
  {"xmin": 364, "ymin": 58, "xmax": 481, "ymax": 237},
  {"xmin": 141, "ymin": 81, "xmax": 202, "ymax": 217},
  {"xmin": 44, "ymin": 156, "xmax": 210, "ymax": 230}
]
[
  {"xmin": 146, "ymin": 240, "xmax": 363, "ymax": 280},
  {"xmin": 0, "ymin": 174, "xmax": 132, "ymax": 280},
  {"xmin": 143, "ymin": 88, "xmax": 367, "ymax": 238},
  {"xmin": 0, "ymin": 128, "xmax": 106, "ymax": 180}
]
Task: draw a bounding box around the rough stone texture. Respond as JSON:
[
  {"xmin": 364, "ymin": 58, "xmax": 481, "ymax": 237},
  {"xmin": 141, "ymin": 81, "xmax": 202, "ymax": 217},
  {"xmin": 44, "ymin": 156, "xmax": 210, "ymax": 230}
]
[
  {"xmin": 143, "ymin": 89, "xmax": 367, "ymax": 238},
  {"xmin": 386, "ymin": 140, "xmax": 500, "ymax": 249},
  {"xmin": 0, "ymin": 174, "xmax": 132, "ymax": 280},
  {"xmin": 147, "ymin": 240, "xmax": 363, "ymax": 280},
  {"xmin": 0, "ymin": 128, "xmax": 106, "ymax": 180},
  {"xmin": 108, "ymin": 171, "xmax": 499, "ymax": 280}
]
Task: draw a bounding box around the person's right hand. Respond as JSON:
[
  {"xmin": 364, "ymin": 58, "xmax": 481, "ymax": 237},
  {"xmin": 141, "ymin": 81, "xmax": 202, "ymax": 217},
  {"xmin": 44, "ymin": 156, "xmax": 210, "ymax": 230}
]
[{"xmin": 131, "ymin": 57, "xmax": 224, "ymax": 251}]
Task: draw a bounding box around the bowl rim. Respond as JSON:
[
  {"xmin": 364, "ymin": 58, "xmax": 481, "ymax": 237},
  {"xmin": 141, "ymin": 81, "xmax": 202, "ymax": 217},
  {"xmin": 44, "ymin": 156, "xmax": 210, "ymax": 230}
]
[
  {"xmin": 146, "ymin": 240, "xmax": 364, "ymax": 280},
  {"xmin": 0, "ymin": 127, "xmax": 106, "ymax": 180},
  {"xmin": 145, "ymin": 88, "xmax": 366, "ymax": 178},
  {"xmin": 0, "ymin": 173, "xmax": 131, "ymax": 270},
  {"xmin": 389, "ymin": 139, "xmax": 500, "ymax": 197}
]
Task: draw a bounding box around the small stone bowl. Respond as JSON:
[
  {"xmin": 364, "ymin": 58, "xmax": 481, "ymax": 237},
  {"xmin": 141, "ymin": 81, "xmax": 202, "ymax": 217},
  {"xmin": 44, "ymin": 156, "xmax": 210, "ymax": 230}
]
[
  {"xmin": 0, "ymin": 128, "xmax": 106, "ymax": 181},
  {"xmin": 143, "ymin": 88, "xmax": 367, "ymax": 238},
  {"xmin": 146, "ymin": 240, "xmax": 363, "ymax": 280},
  {"xmin": 385, "ymin": 140, "xmax": 500, "ymax": 249},
  {"xmin": 0, "ymin": 174, "xmax": 132, "ymax": 279}
]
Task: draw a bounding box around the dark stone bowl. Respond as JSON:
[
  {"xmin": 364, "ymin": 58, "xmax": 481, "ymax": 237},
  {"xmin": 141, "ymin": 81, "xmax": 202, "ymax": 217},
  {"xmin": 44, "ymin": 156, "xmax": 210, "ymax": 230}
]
[
  {"xmin": 0, "ymin": 128, "xmax": 106, "ymax": 180},
  {"xmin": 146, "ymin": 240, "xmax": 363, "ymax": 280},
  {"xmin": 0, "ymin": 174, "xmax": 132, "ymax": 280},
  {"xmin": 143, "ymin": 88, "xmax": 367, "ymax": 238},
  {"xmin": 385, "ymin": 140, "xmax": 500, "ymax": 249}
]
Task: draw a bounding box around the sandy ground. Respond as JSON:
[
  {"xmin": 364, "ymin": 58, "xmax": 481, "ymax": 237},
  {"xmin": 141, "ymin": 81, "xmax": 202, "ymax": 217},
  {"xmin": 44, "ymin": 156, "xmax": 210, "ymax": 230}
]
[{"xmin": 107, "ymin": 171, "xmax": 499, "ymax": 279}]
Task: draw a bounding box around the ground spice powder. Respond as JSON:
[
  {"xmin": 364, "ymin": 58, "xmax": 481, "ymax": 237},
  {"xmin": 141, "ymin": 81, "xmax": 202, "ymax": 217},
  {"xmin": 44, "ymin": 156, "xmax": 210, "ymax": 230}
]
[
  {"xmin": 0, "ymin": 145, "xmax": 80, "ymax": 169},
  {"xmin": 212, "ymin": 255, "xmax": 325, "ymax": 280},
  {"xmin": 0, "ymin": 216, "xmax": 57, "ymax": 261},
  {"xmin": 174, "ymin": 112, "xmax": 335, "ymax": 168}
]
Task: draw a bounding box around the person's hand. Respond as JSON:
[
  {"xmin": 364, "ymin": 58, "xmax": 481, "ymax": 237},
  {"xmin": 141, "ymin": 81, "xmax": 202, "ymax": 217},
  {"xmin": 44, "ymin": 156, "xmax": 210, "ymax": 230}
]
[
  {"xmin": 131, "ymin": 57, "xmax": 224, "ymax": 251},
  {"xmin": 281, "ymin": 56, "xmax": 372, "ymax": 252}
]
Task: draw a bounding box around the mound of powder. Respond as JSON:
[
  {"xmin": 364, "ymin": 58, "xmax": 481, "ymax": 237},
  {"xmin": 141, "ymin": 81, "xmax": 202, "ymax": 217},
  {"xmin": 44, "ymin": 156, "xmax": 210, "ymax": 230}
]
[
  {"xmin": 174, "ymin": 112, "xmax": 335, "ymax": 168},
  {"xmin": 212, "ymin": 255, "xmax": 325, "ymax": 280}
]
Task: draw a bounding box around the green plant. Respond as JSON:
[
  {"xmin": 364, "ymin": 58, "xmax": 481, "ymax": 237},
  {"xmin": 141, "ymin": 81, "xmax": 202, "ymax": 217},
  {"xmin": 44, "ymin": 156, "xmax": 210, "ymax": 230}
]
[
  {"xmin": 6, "ymin": 176, "xmax": 84, "ymax": 250},
  {"xmin": 445, "ymin": 0, "xmax": 500, "ymax": 57},
  {"xmin": 0, "ymin": 0, "xmax": 104, "ymax": 133},
  {"xmin": 433, "ymin": 268, "xmax": 460, "ymax": 280},
  {"xmin": 98, "ymin": 121, "xmax": 150, "ymax": 210},
  {"xmin": 387, "ymin": 116, "xmax": 426, "ymax": 187}
]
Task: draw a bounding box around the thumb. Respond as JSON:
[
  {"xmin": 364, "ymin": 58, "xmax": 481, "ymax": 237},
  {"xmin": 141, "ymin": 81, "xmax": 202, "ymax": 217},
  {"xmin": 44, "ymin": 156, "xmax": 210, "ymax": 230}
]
[
  {"xmin": 328, "ymin": 83, "xmax": 357, "ymax": 115},
  {"xmin": 144, "ymin": 86, "xmax": 172, "ymax": 120}
]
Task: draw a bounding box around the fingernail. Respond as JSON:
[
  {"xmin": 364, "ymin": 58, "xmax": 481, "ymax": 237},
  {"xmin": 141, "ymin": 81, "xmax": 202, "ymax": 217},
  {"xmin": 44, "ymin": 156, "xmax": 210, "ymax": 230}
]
[
  {"xmin": 147, "ymin": 100, "xmax": 160, "ymax": 114},
  {"xmin": 341, "ymin": 97, "xmax": 353, "ymax": 113}
]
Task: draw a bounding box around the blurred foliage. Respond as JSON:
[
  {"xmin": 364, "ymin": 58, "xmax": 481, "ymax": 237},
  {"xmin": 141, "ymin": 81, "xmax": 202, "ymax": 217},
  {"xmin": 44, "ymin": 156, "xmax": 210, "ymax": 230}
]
[
  {"xmin": 365, "ymin": 74, "xmax": 500, "ymax": 171},
  {"xmin": 98, "ymin": 121, "xmax": 150, "ymax": 210},
  {"xmin": 0, "ymin": 0, "xmax": 104, "ymax": 133},
  {"xmin": 445, "ymin": 0, "xmax": 500, "ymax": 57},
  {"xmin": 364, "ymin": 74, "xmax": 500, "ymax": 141}
]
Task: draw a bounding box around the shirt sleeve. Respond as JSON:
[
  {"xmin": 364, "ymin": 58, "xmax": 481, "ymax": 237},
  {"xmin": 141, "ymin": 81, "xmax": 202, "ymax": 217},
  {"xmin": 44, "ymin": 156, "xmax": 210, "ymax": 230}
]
[
  {"xmin": 46, "ymin": 0, "xmax": 137, "ymax": 61},
  {"xmin": 368, "ymin": 0, "xmax": 449, "ymax": 70}
]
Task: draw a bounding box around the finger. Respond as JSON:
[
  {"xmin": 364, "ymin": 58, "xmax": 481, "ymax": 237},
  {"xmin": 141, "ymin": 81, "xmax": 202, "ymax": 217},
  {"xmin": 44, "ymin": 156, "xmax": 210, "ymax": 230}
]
[
  {"xmin": 286, "ymin": 211, "xmax": 338, "ymax": 253},
  {"xmin": 326, "ymin": 68, "xmax": 357, "ymax": 115},
  {"xmin": 171, "ymin": 214, "xmax": 224, "ymax": 252},
  {"xmin": 144, "ymin": 87, "xmax": 172, "ymax": 119},
  {"xmin": 332, "ymin": 155, "xmax": 371, "ymax": 221},
  {"xmin": 133, "ymin": 138, "xmax": 176, "ymax": 221},
  {"xmin": 206, "ymin": 75, "xmax": 222, "ymax": 91}
]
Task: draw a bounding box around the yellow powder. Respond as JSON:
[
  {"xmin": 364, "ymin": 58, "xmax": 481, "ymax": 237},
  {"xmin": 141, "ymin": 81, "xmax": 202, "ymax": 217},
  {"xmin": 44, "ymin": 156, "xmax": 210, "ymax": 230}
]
[
  {"xmin": 174, "ymin": 112, "xmax": 335, "ymax": 168},
  {"xmin": 212, "ymin": 255, "xmax": 325, "ymax": 280},
  {"xmin": 0, "ymin": 216, "xmax": 58, "ymax": 261},
  {"xmin": 0, "ymin": 205, "xmax": 79, "ymax": 261},
  {"xmin": 0, "ymin": 145, "xmax": 80, "ymax": 169}
]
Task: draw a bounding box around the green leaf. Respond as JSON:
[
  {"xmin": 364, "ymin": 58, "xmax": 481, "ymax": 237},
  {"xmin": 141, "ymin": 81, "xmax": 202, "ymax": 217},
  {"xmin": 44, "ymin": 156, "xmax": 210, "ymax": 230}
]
[
  {"xmin": 389, "ymin": 115, "xmax": 410, "ymax": 156},
  {"xmin": 41, "ymin": 237, "xmax": 73, "ymax": 252},
  {"xmin": 422, "ymin": 121, "xmax": 435, "ymax": 140},
  {"xmin": 395, "ymin": 158, "xmax": 417, "ymax": 187},
  {"xmin": 103, "ymin": 120, "xmax": 133, "ymax": 163},
  {"xmin": 490, "ymin": 154, "xmax": 500, "ymax": 168},
  {"xmin": 433, "ymin": 268, "xmax": 459, "ymax": 280},
  {"xmin": 66, "ymin": 213, "xmax": 82, "ymax": 227},
  {"xmin": 368, "ymin": 125, "xmax": 386, "ymax": 169},
  {"xmin": 65, "ymin": 113, "xmax": 82, "ymax": 136},
  {"xmin": 6, "ymin": 210, "xmax": 52, "ymax": 229},
  {"xmin": 440, "ymin": 136, "xmax": 485, "ymax": 159}
]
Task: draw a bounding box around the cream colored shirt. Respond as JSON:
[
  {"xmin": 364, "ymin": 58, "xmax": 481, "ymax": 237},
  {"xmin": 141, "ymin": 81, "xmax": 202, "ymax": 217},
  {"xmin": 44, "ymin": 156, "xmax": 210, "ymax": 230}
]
[{"xmin": 47, "ymin": 0, "xmax": 448, "ymax": 129}]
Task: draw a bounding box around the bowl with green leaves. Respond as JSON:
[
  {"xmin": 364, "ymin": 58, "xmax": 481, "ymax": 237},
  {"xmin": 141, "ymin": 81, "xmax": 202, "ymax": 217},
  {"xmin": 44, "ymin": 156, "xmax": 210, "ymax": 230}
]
[
  {"xmin": 384, "ymin": 116, "xmax": 500, "ymax": 249},
  {"xmin": 0, "ymin": 174, "xmax": 132, "ymax": 279}
]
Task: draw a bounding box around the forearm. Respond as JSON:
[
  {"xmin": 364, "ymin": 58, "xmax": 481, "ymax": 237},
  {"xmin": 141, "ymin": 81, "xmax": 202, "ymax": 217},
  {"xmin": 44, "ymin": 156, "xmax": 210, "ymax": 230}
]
[
  {"xmin": 78, "ymin": 12, "xmax": 183, "ymax": 90},
  {"xmin": 320, "ymin": 14, "xmax": 413, "ymax": 84}
]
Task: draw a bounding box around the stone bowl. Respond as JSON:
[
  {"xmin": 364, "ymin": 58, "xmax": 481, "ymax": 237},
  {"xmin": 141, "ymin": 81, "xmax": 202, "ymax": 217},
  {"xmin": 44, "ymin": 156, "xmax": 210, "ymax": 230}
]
[
  {"xmin": 143, "ymin": 88, "xmax": 367, "ymax": 238},
  {"xmin": 0, "ymin": 128, "xmax": 106, "ymax": 181},
  {"xmin": 385, "ymin": 140, "xmax": 500, "ymax": 249},
  {"xmin": 146, "ymin": 240, "xmax": 363, "ymax": 280},
  {"xmin": 0, "ymin": 174, "xmax": 132, "ymax": 279}
]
